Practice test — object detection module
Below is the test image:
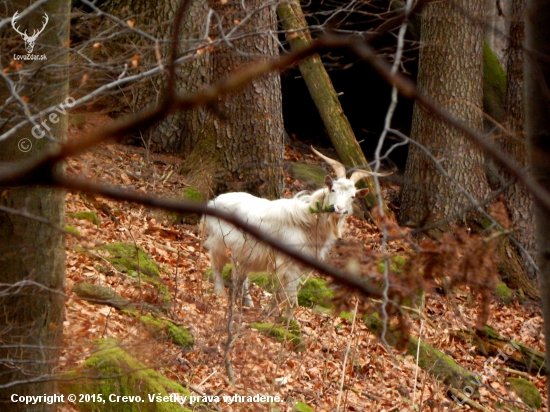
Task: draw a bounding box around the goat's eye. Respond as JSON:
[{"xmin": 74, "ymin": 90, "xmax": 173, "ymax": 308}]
[
  {"xmin": 352, "ymin": 195, "xmax": 355, "ymax": 198},
  {"xmin": 331, "ymin": 189, "xmax": 335, "ymax": 193}
]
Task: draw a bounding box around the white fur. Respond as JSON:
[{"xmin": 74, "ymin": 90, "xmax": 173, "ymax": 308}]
[{"xmin": 202, "ymin": 175, "xmax": 368, "ymax": 317}]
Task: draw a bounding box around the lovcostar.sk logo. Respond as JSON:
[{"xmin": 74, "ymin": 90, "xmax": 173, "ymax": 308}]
[{"xmin": 12, "ymin": 10, "xmax": 48, "ymax": 60}]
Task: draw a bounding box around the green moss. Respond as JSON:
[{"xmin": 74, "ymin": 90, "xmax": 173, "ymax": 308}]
[
  {"xmin": 251, "ymin": 272, "xmax": 334, "ymax": 310},
  {"xmin": 363, "ymin": 313, "xmax": 408, "ymax": 347},
  {"xmin": 177, "ymin": 188, "xmax": 205, "ymax": 224},
  {"xmin": 507, "ymin": 377, "xmax": 542, "ymax": 409},
  {"xmin": 249, "ymin": 271, "xmax": 278, "ymax": 293},
  {"xmin": 98, "ymin": 242, "xmax": 160, "ymax": 278},
  {"xmin": 364, "ymin": 313, "xmax": 480, "ymax": 390},
  {"xmin": 297, "ymin": 277, "xmax": 334, "ymax": 309},
  {"xmin": 482, "ymin": 325, "xmax": 501, "ymax": 339},
  {"xmin": 139, "ymin": 315, "xmax": 194, "ymax": 348},
  {"xmin": 65, "ymin": 225, "xmax": 80, "ymax": 236},
  {"xmin": 483, "ymin": 41, "xmax": 507, "ymax": 124},
  {"xmin": 182, "ymin": 187, "xmax": 204, "ymax": 203},
  {"xmin": 339, "ymin": 311, "xmax": 355, "ymax": 320},
  {"xmin": 378, "ymin": 256, "xmax": 407, "ymax": 274},
  {"xmin": 58, "ymin": 339, "xmax": 197, "ymax": 412},
  {"xmin": 288, "ymin": 162, "xmax": 327, "ymax": 188},
  {"xmin": 251, "ymin": 321, "xmax": 304, "ymax": 351},
  {"xmin": 204, "ymin": 264, "xmax": 234, "ymax": 289},
  {"xmin": 406, "ymin": 338, "xmax": 481, "ymax": 390},
  {"xmin": 68, "ymin": 211, "xmax": 100, "ymax": 227},
  {"xmin": 495, "ymin": 282, "xmax": 514, "ymax": 305},
  {"xmin": 96, "ymin": 243, "xmax": 171, "ymax": 310},
  {"xmin": 294, "ymin": 401, "xmax": 315, "ymax": 412}
]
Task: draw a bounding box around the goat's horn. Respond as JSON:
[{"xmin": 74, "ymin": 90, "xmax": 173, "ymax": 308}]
[
  {"xmin": 349, "ymin": 169, "xmax": 393, "ymax": 184},
  {"xmin": 311, "ymin": 146, "xmax": 346, "ymax": 179}
]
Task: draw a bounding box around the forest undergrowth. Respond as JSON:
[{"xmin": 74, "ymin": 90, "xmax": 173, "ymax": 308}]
[{"xmin": 59, "ymin": 112, "xmax": 546, "ymax": 412}]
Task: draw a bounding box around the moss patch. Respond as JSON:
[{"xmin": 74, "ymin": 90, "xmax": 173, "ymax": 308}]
[
  {"xmin": 139, "ymin": 315, "xmax": 194, "ymax": 348},
  {"xmin": 96, "ymin": 243, "xmax": 171, "ymax": 310},
  {"xmin": 179, "ymin": 188, "xmax": 204, "ymax": 224},
  {"xmin": 98, "ymin": 242, "xmax": 160, "ymax": 278},
  {"xmin": 65, "ymin": 225, "xmax": 81, "ymax": 236},
  {"xmin": 248, "ymin": 271, "xmax": 278, "ymax": 293},
  {"xmin": 251, "ymin": 321, "xmax": 304, "ymax": 351},
  {"xmin": 204, "ymin": 264, "xmax": 234, "ymax": 287},
  {"xmin": 58, "ymin": 339, "xmax": 199, "ymax": 412},
  {"xmin": 68, "ymin": 211, "xmax": 101, "ymax": 227},
  {"xmin": 507, "ymin": 377, "xmax": 542, "ymax": 409},
  {"xmin": 298, "ymin": 277, "xmax": 334, "ymax": 309},
  {"xmin": 378, "ymin": 256, "xmax": 407, "ymax": 274},
  {"xmin": 483, "ymin": 40, "xmax": 506, "ymax": 124},
  {"xmin": 182, "ymin": 187, "xmax": 204, "ymax": 203},
  {"xmin": 407, "ymin": 338, "xmax": 481, "ymax": 391},
  {"xmin": 71, "ymin": 283, "xmax": 192, "ymax": 347},
  {"xmin": 495, "ymin": 282, "xmax": 514, "ymax": 305},
  {"xmin": 287, "ymin": 162, "xmax": 328, "ymax": 188},
  {"xmin": 209, "ymin": 267, "xmax": 334, "ymax": 311},
  {"xmin": 365, "ymin": 313, "xmax": 480, "ymax": 391},
  {"xmin": 339, "ymin": 311, "xmax": 355, "ymax": 320},
  {"xmin": 294, "ymin": 401, "xmax": 315, "ymax": 412}
]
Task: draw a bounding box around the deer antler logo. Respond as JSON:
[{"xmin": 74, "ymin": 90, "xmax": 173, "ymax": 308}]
[{"xmin": 12, "ymin": 11, "xmax": 49, "ymax": 54}]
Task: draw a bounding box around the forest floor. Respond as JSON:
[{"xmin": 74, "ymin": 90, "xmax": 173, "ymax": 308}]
[{"xmin": 58, "ymin": 112, "xmax": 547, "ymax": 412}]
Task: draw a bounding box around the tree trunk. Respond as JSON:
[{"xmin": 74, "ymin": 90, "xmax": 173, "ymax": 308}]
[
  {"xmin": 277, "ymin": 0, "xmax": 393, "ymax": 222},
  {"xmin": 104, "ymin": 0, "xmax": 210, "ymax": 155},
  {"xmin": 0, "ymin": 1, "xmax": 69, "ymax": 410},
  {"xmin": 400, "ymin": 0, "xmax": 490, "ymax": 233},
  {"xmin": 499, "ymin": 0, "xmax": 538, "ymax": 283},
  {"xmin": 182, "ymin": 0, "xmax": 284, "ymax": 200},
  {"xmin": 524, "ymin": 0, "xmax": 550, "ymax": 405}
]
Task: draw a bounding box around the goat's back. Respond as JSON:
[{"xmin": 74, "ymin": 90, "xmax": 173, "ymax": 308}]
[{"xmin": 203, "ymin": 192, "xmax": 337, "ymax": 264}]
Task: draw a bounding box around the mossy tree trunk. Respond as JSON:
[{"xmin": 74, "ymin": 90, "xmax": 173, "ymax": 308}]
[
  {"xmin": 482, "ymin": 31, "xmax": 537, "ymax": 299},
  {"xmin": 400, "ymin": 0, "xmax": 491, "ymax": 233},
  {"xmin": 453, "ymin": 327, "xmax": 546, "ymax": 375},
  {"xmin": 364, "ymin": 314, "xmax": 482, "ymax": 391},
  {"xmin": 277, "ymin": 0, "xmax": 393, "ymax": 222},
  {"xmin": 181, "ymin": 0, "xmax": 284, "ymax": 200},
  {"xmin": 0, "ymin": 1, "xmax": 70, "ymax": 410}
]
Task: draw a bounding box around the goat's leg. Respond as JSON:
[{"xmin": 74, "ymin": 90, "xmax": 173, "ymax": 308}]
[
  {"xmin": 210, "ymin": 248, "xmax": 229, "ymax": 296},
  {"xmin": 279, "ymin": 271, "xmax": 300, "ymax": 319},
  {"xmin": 242, "ymin": 277, "xmax": 253, "ymax": 307},
  {"xmin": 231, "ymin": 267, "xmax": 254, "ymax": 307}
]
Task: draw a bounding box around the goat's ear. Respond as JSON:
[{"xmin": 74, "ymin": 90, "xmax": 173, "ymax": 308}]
[
  {"xmin": 355, "ymin": 188, "xmax": 369, "ymax": 198},
  {"xmin": 324, "ymin": 175, "xmax": 333, "ymax": 188}
]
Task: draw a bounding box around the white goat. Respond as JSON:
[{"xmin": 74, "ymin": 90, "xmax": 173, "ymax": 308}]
[{"xmin": 203, "ymin": 147, "xmax": 385, "ymax": 316}]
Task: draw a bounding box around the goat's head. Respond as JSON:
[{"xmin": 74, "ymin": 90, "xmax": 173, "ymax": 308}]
[
  {"xmin": 312, "ymin": 146, "xmax": 389, "ymax": 216},
  {"xmin": 322, "ymin": 175, "xmax": 369, "ymax": 216}
]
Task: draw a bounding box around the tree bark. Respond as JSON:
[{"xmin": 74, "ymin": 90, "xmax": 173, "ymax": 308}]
[
  {"xmin": 277, "ymin": 0, "xmax": 393, "ymax": 221},
  {"xmin": 524, "ymin": 0, "xmax": 550, "ymax": 405},
  {"xmin": 104, "ymin": 0, "xmax": 210, "ymax": 155},
  {"xmin": 0, "ymin": 1, "xmax": 69, "ymax": 410},
  {"xmin": 182, "ymin": 0, "xmax": 284, "ymax": 200},
  {"xmin": 400, "ymin": 0, "xmax": 490, "ymax": 233},
  {"xmin": 499, "ymin": 0, "xmax": 538, "ymax": 282}
]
